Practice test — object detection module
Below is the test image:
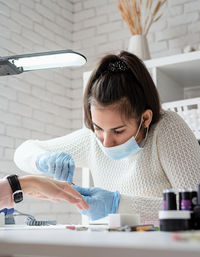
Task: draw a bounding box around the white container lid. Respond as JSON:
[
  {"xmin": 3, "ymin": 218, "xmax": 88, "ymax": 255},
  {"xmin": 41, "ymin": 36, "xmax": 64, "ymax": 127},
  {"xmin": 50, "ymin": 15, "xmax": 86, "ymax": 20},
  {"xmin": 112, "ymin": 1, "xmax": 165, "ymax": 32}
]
[{"xmin": 159, "ymin": 210, "xmax": 191, "ymax": 220}]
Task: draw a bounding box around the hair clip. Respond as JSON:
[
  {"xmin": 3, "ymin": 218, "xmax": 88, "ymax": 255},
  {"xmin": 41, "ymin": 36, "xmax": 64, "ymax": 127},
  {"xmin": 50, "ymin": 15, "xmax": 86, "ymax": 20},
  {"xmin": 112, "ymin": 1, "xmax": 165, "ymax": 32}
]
[{"xmin": 108, "ymin": 60, "xmax": 128, "ymax": 72}]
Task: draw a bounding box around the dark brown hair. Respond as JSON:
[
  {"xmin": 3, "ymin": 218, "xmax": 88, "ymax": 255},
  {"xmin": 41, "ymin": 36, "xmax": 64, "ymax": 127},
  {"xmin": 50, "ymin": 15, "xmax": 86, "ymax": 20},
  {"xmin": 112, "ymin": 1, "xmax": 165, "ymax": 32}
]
[{"xmin": 84, "ymin": 51, "xmax": 161, "ymax": 131}]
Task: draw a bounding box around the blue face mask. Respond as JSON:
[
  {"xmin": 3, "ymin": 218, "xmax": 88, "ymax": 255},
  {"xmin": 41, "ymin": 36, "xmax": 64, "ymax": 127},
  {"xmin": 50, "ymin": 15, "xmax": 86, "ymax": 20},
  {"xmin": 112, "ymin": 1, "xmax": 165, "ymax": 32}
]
[{"xmin": 96, "ymin": 118, "xmax": 148, "ymax": 160}]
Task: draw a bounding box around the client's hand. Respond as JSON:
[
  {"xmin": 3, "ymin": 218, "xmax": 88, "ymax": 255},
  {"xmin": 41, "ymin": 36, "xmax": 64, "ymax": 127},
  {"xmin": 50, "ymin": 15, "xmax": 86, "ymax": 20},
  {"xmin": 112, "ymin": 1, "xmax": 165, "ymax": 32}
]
[
  {"xmin": 73, "ymin": 185, "xmax": 120, "ymax": 220},
  {"xmin": 19, "ymin": 176, "xmax": 89, "ymax": 210}
]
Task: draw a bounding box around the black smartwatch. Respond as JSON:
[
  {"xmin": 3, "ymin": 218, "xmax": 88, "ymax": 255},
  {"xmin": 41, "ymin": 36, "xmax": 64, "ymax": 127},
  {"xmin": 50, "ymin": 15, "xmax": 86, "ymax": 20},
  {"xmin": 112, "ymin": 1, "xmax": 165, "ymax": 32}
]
[{"xmin": 7, "ymin": 175, "xmax": 23, "ymax": 203}]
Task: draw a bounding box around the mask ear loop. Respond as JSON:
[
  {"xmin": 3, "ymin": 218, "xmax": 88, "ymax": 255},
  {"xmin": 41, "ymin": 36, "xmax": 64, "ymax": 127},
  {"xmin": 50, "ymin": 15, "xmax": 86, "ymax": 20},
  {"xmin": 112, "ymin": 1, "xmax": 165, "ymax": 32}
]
[
  {"xmin": 144, "ymin": 126, "xmax": 149, "ymax": 142},
  {"xmin": 138, "ymin": 125, "xmax": 149, "ymax": 148},
  {"xmin": 134, "ymin": 118, "xmax": 143, "ymax": 140}
]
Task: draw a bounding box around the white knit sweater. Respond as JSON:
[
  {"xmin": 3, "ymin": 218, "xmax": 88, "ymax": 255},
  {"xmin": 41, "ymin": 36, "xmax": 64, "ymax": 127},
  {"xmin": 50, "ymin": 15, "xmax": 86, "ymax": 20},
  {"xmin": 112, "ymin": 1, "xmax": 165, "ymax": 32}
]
[{"xmin": 14, "ymin": 110, "xmax": 200, "ymax": 223}]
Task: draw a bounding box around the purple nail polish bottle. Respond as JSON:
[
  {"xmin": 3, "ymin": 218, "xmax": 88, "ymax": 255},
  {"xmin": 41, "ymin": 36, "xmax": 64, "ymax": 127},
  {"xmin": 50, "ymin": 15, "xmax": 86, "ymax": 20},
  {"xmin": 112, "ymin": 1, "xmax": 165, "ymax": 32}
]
[
  {"xmin": 163, "ymin": 189, "xmax": 177, "ymax": 210},
  {"xmin": 180, "ymin": 191, "xmax": 191, "ymax": 211}
]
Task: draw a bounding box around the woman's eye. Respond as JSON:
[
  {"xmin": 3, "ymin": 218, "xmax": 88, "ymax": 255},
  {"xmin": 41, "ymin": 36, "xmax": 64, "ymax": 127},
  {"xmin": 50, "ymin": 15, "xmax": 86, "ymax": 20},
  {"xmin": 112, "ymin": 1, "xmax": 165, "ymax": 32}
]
[
  {"xmin": 114, "ymin": 130, "xmax": 124, "ymax": 134},
  {"xmin": 94, "ymin": 127, "xmax": 101, "ymax": 131}
]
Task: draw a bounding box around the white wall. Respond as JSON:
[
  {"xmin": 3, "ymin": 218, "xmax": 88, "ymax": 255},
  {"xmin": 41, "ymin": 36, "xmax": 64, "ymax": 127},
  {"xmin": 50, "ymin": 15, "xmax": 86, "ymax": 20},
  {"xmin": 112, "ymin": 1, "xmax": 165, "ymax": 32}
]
[
  {"xmin": 0, "ymin": 0, "xmax": 200, "ymax": 224},
  {"xmin": 0, "ymin": 0, "xmax": 81, "ymax": 224}
]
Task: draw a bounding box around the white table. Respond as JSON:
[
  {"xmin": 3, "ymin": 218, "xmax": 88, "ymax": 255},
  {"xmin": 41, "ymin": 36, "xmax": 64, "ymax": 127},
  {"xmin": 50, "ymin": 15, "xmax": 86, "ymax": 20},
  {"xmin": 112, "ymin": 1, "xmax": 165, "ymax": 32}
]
[{"xmin": 0, "ymin": 225, "xmax": 200, "ymax": 257}]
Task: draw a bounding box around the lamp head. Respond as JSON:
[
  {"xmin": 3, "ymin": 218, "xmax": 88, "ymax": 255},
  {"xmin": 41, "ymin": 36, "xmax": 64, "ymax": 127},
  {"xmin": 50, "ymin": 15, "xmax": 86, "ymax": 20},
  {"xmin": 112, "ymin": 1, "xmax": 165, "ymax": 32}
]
[{"xmin": 0, "ymin": 50, "xmax": 87, "ymax": 76}]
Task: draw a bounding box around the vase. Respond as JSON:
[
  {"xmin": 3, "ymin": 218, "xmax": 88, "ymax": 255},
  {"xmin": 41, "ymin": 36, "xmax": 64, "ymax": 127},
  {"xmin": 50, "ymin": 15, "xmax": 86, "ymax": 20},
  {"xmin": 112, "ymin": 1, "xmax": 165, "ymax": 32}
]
[{"xmin": 128, "ymin": 34, "xmax": 150, "ymax": 61}]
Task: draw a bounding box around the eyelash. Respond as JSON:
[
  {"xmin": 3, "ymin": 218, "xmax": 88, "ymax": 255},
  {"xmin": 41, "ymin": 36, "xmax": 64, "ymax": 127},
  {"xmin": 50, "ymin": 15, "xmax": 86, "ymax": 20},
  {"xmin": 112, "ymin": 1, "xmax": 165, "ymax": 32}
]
[
  {"xmin": 94, "ymin": 127, "xmax": 101, "ymax": 131},
  {"xmin": 94, "ymin": 127, "xmax": 124, "ymax": 135},
  {"xmin": 114, "ymin": 130, "xmax": 124, "ymax": 134}
]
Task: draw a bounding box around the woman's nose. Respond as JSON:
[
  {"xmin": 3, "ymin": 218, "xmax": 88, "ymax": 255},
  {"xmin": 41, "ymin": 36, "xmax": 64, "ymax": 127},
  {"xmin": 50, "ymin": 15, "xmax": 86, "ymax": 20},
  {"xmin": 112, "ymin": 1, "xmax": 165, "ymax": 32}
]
[{"xmin": 103, "ymin": 133, "xmax": 115, "ymax": 147}]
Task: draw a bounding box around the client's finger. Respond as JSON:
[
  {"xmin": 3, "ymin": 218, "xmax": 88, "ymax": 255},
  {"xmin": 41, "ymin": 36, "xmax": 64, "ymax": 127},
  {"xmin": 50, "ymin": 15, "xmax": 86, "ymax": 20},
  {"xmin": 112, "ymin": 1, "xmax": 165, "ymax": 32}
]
[
  {"xmin": 53, "ymin": 185, "xmax": 88, "ymax": 208},
  {"xmin": 53, "ymin": 180, "xmax": 83, "ymax": 199}
]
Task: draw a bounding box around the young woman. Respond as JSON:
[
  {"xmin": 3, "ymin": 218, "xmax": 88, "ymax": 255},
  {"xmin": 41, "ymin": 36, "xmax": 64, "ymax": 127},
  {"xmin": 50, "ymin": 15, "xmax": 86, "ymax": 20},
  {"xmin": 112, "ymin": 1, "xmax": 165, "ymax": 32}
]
[{"xmin": 14, "ymin": 51, "xmax": 200, "ymax": 223}]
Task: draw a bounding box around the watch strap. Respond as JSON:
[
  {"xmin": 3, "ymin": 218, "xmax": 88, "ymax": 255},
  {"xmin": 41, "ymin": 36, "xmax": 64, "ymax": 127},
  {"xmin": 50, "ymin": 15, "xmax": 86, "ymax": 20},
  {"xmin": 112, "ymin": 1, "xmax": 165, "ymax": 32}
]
[{"xmin": 7, "ymin": 175, "xmax": 23, "ymax": 203}]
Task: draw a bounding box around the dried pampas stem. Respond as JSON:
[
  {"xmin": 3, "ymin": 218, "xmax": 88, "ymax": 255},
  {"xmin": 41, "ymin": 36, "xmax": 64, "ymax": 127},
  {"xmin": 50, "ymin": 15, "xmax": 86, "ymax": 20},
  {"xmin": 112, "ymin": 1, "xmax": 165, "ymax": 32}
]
[{"xmin": 117, "ymin": 0, "xmax": 167, "ymax": 36}]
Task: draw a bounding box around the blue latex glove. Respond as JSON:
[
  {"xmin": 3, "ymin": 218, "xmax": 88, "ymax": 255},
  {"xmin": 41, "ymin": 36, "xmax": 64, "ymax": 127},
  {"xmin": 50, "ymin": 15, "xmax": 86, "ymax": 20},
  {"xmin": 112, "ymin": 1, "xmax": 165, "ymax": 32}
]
[
  {"xmin": 36, "ymin": 152, "xmax": 75, "ymax": 182},
  {"xmin": 73, "ymin": 185, "xmax": 120, "ymax": 221}
]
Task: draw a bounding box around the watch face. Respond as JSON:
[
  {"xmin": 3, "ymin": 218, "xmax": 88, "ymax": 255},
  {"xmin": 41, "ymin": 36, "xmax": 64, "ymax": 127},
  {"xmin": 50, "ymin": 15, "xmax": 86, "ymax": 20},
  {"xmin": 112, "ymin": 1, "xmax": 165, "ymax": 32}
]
[{"xmin": 13, "ymin": 191, "xmax": 23, "ymax": 203}]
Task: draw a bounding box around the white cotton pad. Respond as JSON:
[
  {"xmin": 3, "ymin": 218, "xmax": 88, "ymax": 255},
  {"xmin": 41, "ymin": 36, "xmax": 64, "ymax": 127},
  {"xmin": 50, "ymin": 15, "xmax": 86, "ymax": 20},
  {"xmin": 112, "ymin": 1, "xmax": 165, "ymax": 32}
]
[{"xmin": 108, "ymin": 213, "xmax": 140, "ymax": 228}]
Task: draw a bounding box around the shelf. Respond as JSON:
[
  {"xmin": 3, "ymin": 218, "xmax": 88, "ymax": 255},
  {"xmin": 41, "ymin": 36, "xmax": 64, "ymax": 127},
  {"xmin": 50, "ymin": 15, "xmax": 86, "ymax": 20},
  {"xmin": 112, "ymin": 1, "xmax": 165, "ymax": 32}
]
[{"xmin": 144, "ymin": 51, "xmax": 200, "ymax": 88}]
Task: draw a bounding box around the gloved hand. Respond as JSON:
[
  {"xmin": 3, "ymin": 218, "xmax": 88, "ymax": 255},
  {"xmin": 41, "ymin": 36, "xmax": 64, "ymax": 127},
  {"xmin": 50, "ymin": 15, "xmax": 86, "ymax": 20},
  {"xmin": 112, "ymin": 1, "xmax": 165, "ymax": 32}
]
[
  {"xmin": 36, "ymin": 152, "xmax": 75, "ymax": 182},
  {"xmin": 73, "ymin": 185, "xmax": 120, "ymax": 221}
]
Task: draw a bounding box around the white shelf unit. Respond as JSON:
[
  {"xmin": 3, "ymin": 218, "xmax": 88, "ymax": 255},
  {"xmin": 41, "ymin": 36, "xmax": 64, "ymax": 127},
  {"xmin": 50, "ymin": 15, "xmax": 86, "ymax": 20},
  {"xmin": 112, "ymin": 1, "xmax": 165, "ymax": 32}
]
[
  {"xmin": 145, "ymin": 50, "xmax": 200, "ymax": 103},
  {"xmin": 145, "ymin": 51, "xmax": 200, "ymax": 140}
]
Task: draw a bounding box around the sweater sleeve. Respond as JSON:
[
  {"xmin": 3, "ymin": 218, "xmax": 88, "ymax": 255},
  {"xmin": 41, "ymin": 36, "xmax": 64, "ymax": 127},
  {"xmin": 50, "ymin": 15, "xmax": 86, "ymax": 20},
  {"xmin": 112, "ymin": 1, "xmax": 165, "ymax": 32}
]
[
  {"xmin": 0, "ymin": 179, "xmax": 15, "ymax": 209},
  {"xmin": 117, "ymin": 194, "xmax": 162, "ymax": 224},
  {"xmin": 14, "ymin": 128, "xmax": 93, "ymax": 174},
  {"xmin": 157, "ymin": 111, "xmax": 200, "ymax": 190}
]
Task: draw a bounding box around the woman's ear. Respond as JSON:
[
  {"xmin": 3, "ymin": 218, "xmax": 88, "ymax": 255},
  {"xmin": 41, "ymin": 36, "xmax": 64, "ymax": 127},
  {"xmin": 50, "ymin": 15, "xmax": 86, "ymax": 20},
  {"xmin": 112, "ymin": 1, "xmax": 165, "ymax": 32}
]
[{"xmin": 142, "ymin": 109, "xmax": 153, "ymax": 128}]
